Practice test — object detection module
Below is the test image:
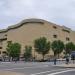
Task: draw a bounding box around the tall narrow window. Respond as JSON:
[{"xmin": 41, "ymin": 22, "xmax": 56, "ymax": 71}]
[
  {"xmin": 0, "ymin": 51, "xmax": 1, "ymax": 54},
  {"xmin": 66, "ymin": 37, "xmax": 70, "ymax": 41}
]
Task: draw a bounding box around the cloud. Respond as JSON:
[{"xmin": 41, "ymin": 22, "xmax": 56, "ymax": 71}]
[{"xmin": 0, "ymin": 0, "xmax": 75, "ymax": 30}]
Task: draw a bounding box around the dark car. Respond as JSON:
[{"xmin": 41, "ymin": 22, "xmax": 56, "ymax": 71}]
[
  {"xmin": 0, "ymin": 57, "xmax": 2, "ymax": 61},
  {"xmin": 71, "ymin": 51, "xmax": 75, "ymax": 60}
]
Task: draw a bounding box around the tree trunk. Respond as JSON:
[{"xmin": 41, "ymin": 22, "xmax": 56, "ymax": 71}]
[
  {"xmin": 12, "ymin": 57, "xmax": 14, "ymax": 61},
  {"xmin": 54, "ymin": 52, "xmax": 56, "ymax": 58},
  {"xmin": 54, "ymin": 52, "xmax": 57, "ymax": 65},
  {"xmin": 58, "ymin": 54, "xmax": 60, "ymax": 59},
  {"xmin": 42, "ymin": 54, "xmax": 44, "ymax": 61}
]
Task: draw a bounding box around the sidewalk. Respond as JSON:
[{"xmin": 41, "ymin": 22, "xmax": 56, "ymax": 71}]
[
  {"xmin": 0, "ymin": 71, "xmax": 24, "ymax": 75},
  {"xmin": 55, "ymin": 64, "xmax": 75, "ymax": 68}
]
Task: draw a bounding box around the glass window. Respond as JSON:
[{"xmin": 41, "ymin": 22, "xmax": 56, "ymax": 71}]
[
  {"xmin": 53, "ymin": 35, "xmax": 57, "ymax": 38},
  {"xmin": 7, "ymin": 41, "xmax": 12, "ymax": 44},
  {"xmin": 0, "ymin": 51, "xmax": 1, "ymax": 54},
  {"xmin": 0, "ymin": 47, "xmax": 2, "ymax": 49},
  {"xmin": 66, "ymin": 37, "xmax": 70, "ymax": 41},
  {"xmin": 53, "ymin": 26, "xmax": 57, "ymax": 29}
]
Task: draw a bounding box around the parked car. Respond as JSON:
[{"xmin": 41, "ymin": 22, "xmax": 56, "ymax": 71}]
[{"xmin": 0, "ymin": 57, "xmax": 2, "ymax": 61}]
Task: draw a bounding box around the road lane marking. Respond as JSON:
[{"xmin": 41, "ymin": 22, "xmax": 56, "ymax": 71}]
[
  {"xmin": 31, "ymin": 68, "xmax": 70, "ymax": 75},
  {"xmin": 48, "ymin": 69, "xmax": 75, "ymax": 75}
]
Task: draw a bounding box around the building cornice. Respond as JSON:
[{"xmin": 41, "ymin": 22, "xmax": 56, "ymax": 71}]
[
  {"xmin": 0, "ymin": 18, "xmax": 46, "ymax": 33},
  {"xmin": 0, "ymin": 18, "xmax": 71, "ymax": 33}
]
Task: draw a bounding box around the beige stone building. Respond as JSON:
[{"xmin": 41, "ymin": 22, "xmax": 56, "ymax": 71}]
[{"xmin": 0, "ymin": 18, "xmax": 75, "ymax": 59}]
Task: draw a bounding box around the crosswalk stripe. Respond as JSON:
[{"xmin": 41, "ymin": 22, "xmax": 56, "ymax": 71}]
[
  {"xmin": 31, "ymin": 68, "xmax": 70, "ymax": 75},
  {"xmin": 48, "ymin": 69, "xmax": 75, "ymax": 75}
]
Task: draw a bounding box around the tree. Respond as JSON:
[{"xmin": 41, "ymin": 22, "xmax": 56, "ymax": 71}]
[
  {"xmin": 34, "ymin": 37, "xmax": 50, "ymax": 60},
  {"xmin": 6, "ymin": 42, "xmax": 21, "ymax": 61},
  {"xmin": 6, "ymin": 41, "xmax": 12, "ymax": 61},
  {"xmin": 24, "ymin": 46, "xmax": 32, "ymax": 61},
  {"xmin": 6, "ymin": 41, "xmax": 13, "ymax": 56},
  {"xmin": 51, "ymin": 40, "xmax": 64, "ymax": 58},
  {"xmin": 65, "ymin": 42, "xmax": 75, "ymax": 55},
  {"xmin": 65, "ymin": 42, "xmax": 75, "ymax": 64}
]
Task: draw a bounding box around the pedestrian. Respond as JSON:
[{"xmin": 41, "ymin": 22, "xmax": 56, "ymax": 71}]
[
  {"xmin": 66, "ymin": 57, "xmax": 69, "ymax": 64},
  {"xmin": 54, "ymin": 58, "xmax": 56, "ymax": 65}
]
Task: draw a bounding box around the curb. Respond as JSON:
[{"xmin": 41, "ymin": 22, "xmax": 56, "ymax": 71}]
[{"xmin": 54, "ymin": 64, "xmax": 75, "ymax": 68}]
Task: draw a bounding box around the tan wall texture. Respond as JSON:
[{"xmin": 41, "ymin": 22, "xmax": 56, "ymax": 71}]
[{"xmin": 0, "ymin": 19, "xmax": 75, "ymax": 59}]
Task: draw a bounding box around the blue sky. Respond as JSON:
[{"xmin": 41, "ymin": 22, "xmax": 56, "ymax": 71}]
[{"xmin": 0, "ymin": 0, "xmax": 75, "ymax": 30}]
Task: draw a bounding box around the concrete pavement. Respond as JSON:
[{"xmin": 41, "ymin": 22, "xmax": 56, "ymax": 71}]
[
  {"xmin": 0, "ymin": 70, "xmax": 24, "ymax": 75},
  {"xmin": 54, "ymin": 64, "xmax": 75, "ymax": 68},
  {"xmin": 0, "ymin": 62, "xmax": 75, "ymax": 75}
]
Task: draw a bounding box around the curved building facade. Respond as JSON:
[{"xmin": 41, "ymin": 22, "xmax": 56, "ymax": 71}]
[{"xmin": 0, "ymin": 18, "xmax": 75, "ymax": 59}]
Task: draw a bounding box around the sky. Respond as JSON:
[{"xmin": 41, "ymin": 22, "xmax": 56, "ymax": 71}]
[{"xmin": 0, "ymin": 0, "xmax": 75, "ymax": 30}]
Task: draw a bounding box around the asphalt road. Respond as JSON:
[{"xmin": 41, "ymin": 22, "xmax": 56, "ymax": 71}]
[{"xmin": 0, "ymin": 61, "xmax": 75, "ymax": 75}]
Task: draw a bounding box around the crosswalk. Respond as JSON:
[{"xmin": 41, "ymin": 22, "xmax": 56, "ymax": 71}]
[
  {"xmin": 48, "ymin": 69, "xmax": 75, "ymax": 75},
  {"xmin": 31, "ymin": 68, "xmax": 75, "ymax": 75},
  {"xmin": 0, "ymin": 62, "xmax": 75, "ymax": 75}
]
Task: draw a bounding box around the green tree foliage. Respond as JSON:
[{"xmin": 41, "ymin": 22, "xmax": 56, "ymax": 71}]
[
  {"xmin": 51, "ymin": 40, "xmax": 64, "ymax": 58},
  {"xmin": 6, "ymin": 42, "xmax": 21, "ymax": 60},
  {"xmin": 24, "ymin": 46, "xmax": 32, "ymax": 61},
  {"xmin": 6, "ymin": 41, "xmax": 12, "ymax": 57},
  {"xmin": 65, "ymin": 42, "xmax": 75, "ymax": 54},
  {"xmin": 34, "ymin": 37, "xmax": 50, "ymax": 60}
]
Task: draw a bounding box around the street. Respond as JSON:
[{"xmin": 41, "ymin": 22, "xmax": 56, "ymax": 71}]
[{"xmin": 0, "ymin": 61, "xmax": 75, "ymax": 75}]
